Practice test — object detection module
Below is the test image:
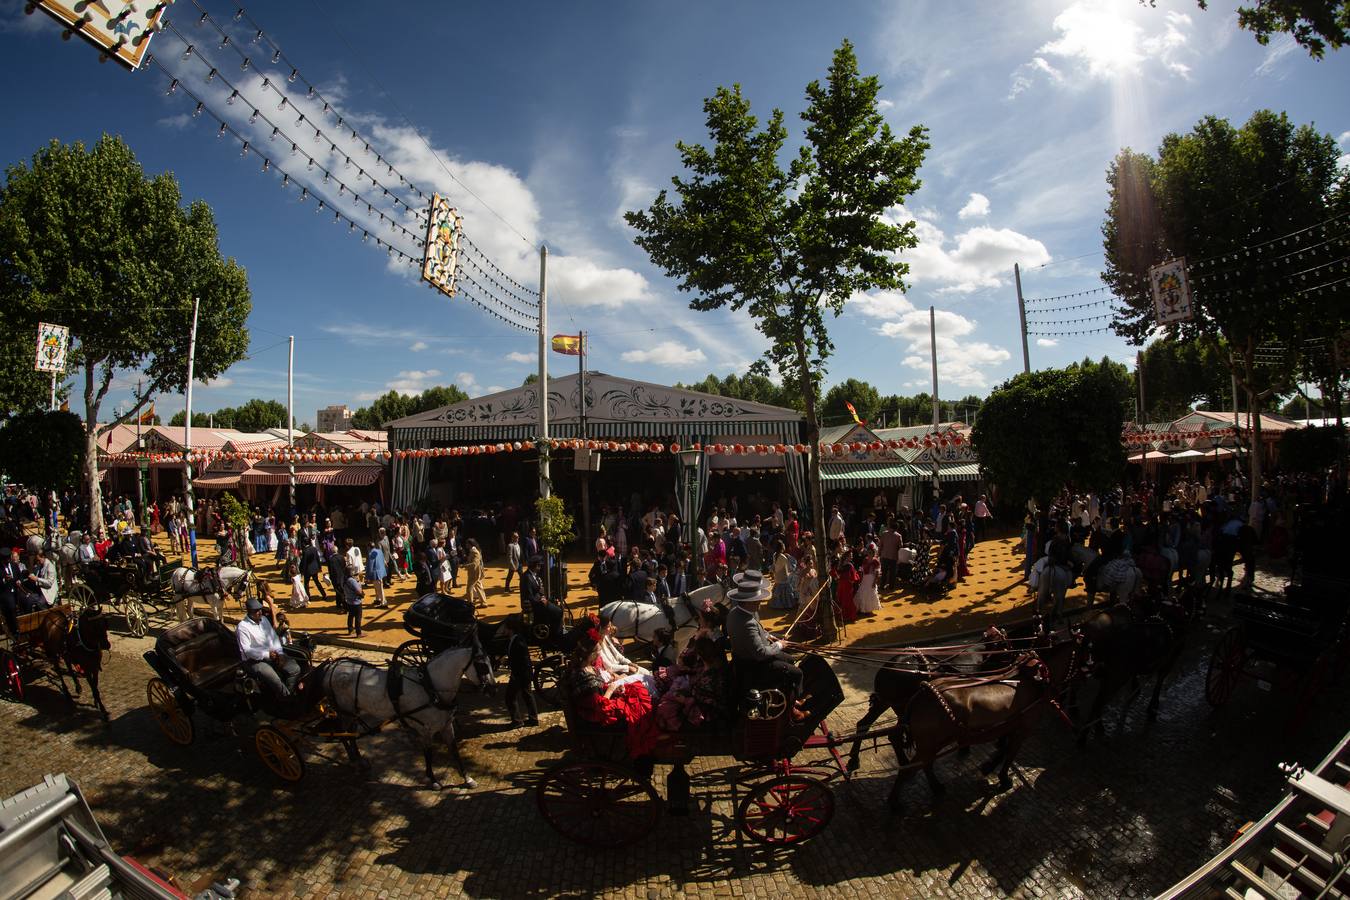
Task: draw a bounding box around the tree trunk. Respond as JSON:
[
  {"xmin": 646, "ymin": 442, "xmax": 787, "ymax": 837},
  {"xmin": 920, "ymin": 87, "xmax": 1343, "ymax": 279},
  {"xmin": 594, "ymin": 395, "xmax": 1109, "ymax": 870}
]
[
  {"xmin": 796, "ymin": 338, "xmax": 836, "ymax": 643},
  {"xmin": 83, "ymin": 363, "xmax": 105, "ymax": 537}
]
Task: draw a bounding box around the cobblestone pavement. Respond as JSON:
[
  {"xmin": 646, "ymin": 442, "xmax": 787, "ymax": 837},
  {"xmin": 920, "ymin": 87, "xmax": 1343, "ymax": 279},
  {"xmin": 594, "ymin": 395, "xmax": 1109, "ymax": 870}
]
[{"xmin": 3, "ymin": 575, "xmax": 1347, "ymax": 899}]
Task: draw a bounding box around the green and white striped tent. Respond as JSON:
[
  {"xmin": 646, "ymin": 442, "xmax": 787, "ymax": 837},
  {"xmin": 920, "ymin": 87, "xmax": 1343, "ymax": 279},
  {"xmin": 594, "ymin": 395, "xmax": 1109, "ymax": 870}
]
[{"xmin": 385, "ymin": 371, "xmax": 807, "ymax": 512}]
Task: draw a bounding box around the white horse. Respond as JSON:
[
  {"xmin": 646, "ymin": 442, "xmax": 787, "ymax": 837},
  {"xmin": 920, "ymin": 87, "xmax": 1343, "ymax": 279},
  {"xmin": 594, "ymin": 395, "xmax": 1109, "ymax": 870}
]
[
  {"xmin": 600, "ymin": 583, "xmax": 723, "ymax": 648},
  {"xmin": 56, "ymin": 531, "xmax": 82, "ymax": 589},
  {"xmin": 170, "ymin": 565, "xmax": 252, "ymax": 621},
  {"xmin": 320, "ymin": 644, "xmax": 493, "ymax": 790}
]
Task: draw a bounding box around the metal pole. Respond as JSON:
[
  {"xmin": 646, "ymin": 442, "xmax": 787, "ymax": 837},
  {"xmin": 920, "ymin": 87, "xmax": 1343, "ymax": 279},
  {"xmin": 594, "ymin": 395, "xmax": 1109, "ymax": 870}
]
[
  {"xmin": 538, "ymin": 245, "xmax": 551, "ymax": 601},
  {"xmin": 1137, "ymin": 351, "xmax": 1146, "ymax": 424},
  {"xmin": 579, "ymin": 331, "xmax": 591, "ymax": 554},
  {"xmin": 49, "ymin": 373, "xmax": 57, "ymax": 411},
  {"xmin": 1015, "ymin": 263, "xmax": 1030, "ymax": 374},
  {"xmin": 135, "ymin": 378, "xmax": 145, "ymax": 523},
  {"xmin": 930, "ymin": 305, "xmax": 941, "ymax": 499},
  {"xmin": 184, "ymin": 296, "xmax": 201, "ymax": 568},
  {"xmin": 287, "ymin": 335, "xmax": 296, "ymax": 518}
]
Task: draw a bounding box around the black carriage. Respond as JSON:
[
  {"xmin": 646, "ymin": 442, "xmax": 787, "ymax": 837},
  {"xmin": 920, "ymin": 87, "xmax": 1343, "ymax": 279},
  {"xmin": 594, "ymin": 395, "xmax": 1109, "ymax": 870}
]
[
  {"xmin": 67, "ymin": 561, "xmax": 150, "ymax": 638},
  {"xmin": 1205, "ymin": 574, "xmax": 1350, "ymax": 727},
  {"xmin": 536, "ymin": 654, "xmax": 848, "ymax": 847},
  {"xmin": 141, "ymin": 617, "xmax": 344, "ymax": 782},
  {"xmin": 396, "ymin": 592, "xmax": 569, "ymax": 701},
  {"xmin": 0, "ymin": 603, "xmax": 73, "ymax": 703}
]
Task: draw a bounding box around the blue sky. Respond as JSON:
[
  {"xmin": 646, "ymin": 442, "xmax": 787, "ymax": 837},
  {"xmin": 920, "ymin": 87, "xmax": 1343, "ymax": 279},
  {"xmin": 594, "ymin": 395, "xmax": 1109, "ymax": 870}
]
[{"xmin": 3, "ymin": 0, "xmax": 1348, "ymax": 424}]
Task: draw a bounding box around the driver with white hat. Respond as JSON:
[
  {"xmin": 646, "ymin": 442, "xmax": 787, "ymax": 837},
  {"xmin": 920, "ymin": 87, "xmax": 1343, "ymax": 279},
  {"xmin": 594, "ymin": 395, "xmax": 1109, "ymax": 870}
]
[
  {"xmin": 725, "ymin": 570, "xmax": 804, "ymax": 697},
  {"xmin": 237, "ymin": 597, "xmax": 300, "ymax": 702}
]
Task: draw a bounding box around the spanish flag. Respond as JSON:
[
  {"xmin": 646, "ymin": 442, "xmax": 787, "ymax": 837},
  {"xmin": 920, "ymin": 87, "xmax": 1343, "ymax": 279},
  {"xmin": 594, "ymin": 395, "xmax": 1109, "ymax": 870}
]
[
  {"xmin": 845, "ymin": 401, "xmax": 864, "ymax": 426},
  {"xmin": 138, "ymin": 403, "xmax": 157, "ymax": 426},
  {"xmin": 551, "ymin": 334, "xmax": 583, "ymax": 356}
]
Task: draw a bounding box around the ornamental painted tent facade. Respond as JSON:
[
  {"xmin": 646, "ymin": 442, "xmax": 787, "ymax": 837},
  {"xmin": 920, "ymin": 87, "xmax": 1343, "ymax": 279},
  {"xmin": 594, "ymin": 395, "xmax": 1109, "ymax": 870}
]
[{"xmin": 385, "ymin": 371, "xmax": 807, "ymax": 513}]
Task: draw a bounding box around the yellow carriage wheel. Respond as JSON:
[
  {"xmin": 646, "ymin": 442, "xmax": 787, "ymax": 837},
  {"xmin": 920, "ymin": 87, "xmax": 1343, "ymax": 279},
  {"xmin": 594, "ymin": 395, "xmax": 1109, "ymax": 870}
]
[
  {"xmin": 255, "ymin": 724, "xmax": 305, "ymax": 783},
  {"xmin": 146, "ymin": 677, "xmax": 194, "ymax": 745}
]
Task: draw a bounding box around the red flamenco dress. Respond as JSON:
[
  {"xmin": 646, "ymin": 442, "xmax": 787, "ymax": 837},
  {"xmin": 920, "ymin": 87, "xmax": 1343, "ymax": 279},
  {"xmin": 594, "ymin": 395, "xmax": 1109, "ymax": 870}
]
[
  {"xmin": 566, "ymin": 666, "xmax": 661, "ymax": 759},
  {"xmin": 832, "ymin": 561, "xmax": 860, "ymax": 624}
]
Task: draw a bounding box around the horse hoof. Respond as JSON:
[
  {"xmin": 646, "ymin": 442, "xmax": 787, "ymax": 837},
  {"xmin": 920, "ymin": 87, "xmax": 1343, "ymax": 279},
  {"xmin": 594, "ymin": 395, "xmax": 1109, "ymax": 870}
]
[
  {"xmin": 429, "ymin": 781, "xmax": 444, "ymax": 792},
  {"xmin": 845, "ymin": 758, "xmax": 859, "ymax": 774},
  {"xmin": 460, "ymin": 777, "xmax": 477, "ymax": 791}
]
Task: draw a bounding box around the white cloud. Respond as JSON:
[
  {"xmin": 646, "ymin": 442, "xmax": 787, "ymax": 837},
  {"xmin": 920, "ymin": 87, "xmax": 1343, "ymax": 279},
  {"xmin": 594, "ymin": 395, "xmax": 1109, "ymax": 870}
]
[
  {"xmin": 1010, "ymin": 3, "xmax": 1195, "ymax": 96},
  {"xmin": 382, "ymin": 369, "xmax": 442, "ymax": 396},
  {"xmin": 877, "ymin": 98, "xmax": 895, "ymax": 111},
  {"xmin": 886, "ymin": 205, "xmax": 1050, "ymax": 293},
  {"xmin": 504, "ymin": 351, "xmax": 534, "ymax": 364},
  {"xmin": 409, "ymin": 340, "xmax": 428, "ymax": 352},
  {"xmin": 157, "ymin": 113, "xmax": 193, "ymax": 130},
  {"xmin": 1254, "ymin": 34, "xmax": 1299, "ymax": 76},
  {"xmin": 856, "ymin": 292, "xmax": 1010, "ymax": 389},
  {"xmin": 200, "ymin": 376, "xmax": 233, "ymax": 389},
  {"xmin": 1036, "ymin": 337, "xmax": 1059, "ymax": 348},
  {"xmin": 621, "ymin": 341, "xmax": 708, "ymax": 367},
  {"xmin": 455, "ymin": 371, "xmax": 481, "ymax": 394},
  {"xmin": 548, "ymin": 255, "xmax": 651, "ymax": 309},
  {"xmin": 957, "ymin": 192, "xmax": 990, "ymax": 220}
]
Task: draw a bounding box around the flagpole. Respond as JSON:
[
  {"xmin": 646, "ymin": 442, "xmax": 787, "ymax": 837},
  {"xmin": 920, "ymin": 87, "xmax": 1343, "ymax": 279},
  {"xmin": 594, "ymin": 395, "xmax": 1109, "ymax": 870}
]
[
  {"xmin": 538, "ymin": 245, "xmax": 551, "ymax": 602},
  {"xmin": 579, "ymin": 331, "xmax": 591, "ymax": 553},
  {"xmin": 183, "ymin": 296, "xmax": 201, "ymax": 568}
]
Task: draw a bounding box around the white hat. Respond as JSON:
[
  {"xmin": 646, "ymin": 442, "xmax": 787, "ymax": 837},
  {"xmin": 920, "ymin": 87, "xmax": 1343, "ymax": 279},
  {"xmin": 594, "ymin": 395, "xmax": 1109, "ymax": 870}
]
[{"xmin": 729, "ymin": 570, "xmax": 770, "ymax": 603}]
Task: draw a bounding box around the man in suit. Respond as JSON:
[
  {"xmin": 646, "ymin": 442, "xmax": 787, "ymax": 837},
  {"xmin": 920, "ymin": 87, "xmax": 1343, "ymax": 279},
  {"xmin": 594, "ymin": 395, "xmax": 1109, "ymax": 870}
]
[
  {"xmin": 325, "ymin": 545, "xmax": 346, "ymax": 611},
  {"xmin": 300, "ymin": 541, "xmax": 327, "ymax": 600},
  {"xmin": 521, "ymin": 527, "xmax": 541, "ymax": 565},
  {"xmin": 726, "ymin": 576, "xmax": 803, "ymax": 698},
  {"xmin": 0, "ymin": 547, "xmax": 28, "ymax": 636}
]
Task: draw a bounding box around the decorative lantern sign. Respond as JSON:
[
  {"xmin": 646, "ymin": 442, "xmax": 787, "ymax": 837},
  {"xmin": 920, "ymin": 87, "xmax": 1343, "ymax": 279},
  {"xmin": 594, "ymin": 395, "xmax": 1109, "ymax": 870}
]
[{"xmin": 1149, "ymin": 258, "xmax": 1194, "ymax": 326}]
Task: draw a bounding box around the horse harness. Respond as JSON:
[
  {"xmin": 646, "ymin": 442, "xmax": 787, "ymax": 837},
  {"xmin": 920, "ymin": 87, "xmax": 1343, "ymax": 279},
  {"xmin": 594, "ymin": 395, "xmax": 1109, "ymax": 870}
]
[{"xmin": 913, "ymin": 640, "xmax": 1080, "ymax": 738}]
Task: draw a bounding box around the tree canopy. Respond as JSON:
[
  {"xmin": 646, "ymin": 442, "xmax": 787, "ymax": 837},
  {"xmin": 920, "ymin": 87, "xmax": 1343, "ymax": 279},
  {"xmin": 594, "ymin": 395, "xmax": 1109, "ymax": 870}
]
[
  {"xmin": 1103, "ymin": 109, "xmax": 1348, "ymax": 487},
  {"xmin": 168, "ymin": 398, "xmax": 289, "ymax": 432},
  {"xmin": 626, "ymin": 41, "xmax": 929, "ymax": 637},
  {"xmin": 0, "ymin": 136, "xmax": 251, "ymax": 532},
  {"xmin": 674, "ymin": 371, "xmax": 802, "ymax": 411},
  {"xmin": 0, "ymin": 410, "xmax": 85, "ymax": 490},
  {"xmin": 972, "ymin": 358, "xmax": 1130, "ymax": 508},
  {"xmin": 822, "ymin": 378, "xmax": 883, "ymax": 426},
  {"xmin": 1136, "ymin": 336, "xmax": 1234, "ymax": 421},
  {"xmin": 1181, "ymin": 0, "xmax": 1350, "ymax": 57},
  {"xmin": 350, "ymin": 385, "xmax": 470, "ymax": 429}
]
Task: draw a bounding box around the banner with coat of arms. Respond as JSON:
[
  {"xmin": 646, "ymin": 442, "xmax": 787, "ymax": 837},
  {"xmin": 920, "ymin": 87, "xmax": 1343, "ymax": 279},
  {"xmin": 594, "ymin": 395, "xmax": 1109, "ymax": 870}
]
[
  {"xmin": 35, "ymin": 322, "xmax": 70, "ymax": 373},
  {"xmin": 1149, "ymin": 258, "xmax": 1194, "ymax": 326},
  {"xmin": 421, "ymin": 194, "xmax": 464, "ymax": 300}
]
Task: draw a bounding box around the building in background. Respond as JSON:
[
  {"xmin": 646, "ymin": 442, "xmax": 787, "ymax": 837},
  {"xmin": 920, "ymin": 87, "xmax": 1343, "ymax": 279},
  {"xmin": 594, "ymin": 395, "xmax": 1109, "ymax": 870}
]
[{"xmin": 316, "ymin": 404, "xmax": 352, "ymax": 432}]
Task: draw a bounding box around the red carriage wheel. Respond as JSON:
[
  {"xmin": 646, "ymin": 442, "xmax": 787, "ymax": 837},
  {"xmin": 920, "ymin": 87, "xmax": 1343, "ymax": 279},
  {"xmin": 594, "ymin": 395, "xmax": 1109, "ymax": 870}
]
[
  {"xmin": 536, "ymin": 761, "xmax": 661, "ymax": 847},
  {"xmin": 1205, "ymin": 625, "xmax": 1245, "ymax": 707},
  {"xmin": 1, "ymin": 650, "xmax": 23, "ymax": 703},
  {"xmin": 736, "ymin": 775, "xmax": 835, "ymax": 845}
]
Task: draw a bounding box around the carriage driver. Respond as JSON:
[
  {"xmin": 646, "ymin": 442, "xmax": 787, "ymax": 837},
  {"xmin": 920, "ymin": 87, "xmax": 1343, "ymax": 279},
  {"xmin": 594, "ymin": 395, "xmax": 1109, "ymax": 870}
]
[
  {"xmin": 237, "ymin": 597, "xmax": 300, "ymax": 701},
  {"xmin": 725, "ymin": 570, "xmax": 804, "ymax": 702}
]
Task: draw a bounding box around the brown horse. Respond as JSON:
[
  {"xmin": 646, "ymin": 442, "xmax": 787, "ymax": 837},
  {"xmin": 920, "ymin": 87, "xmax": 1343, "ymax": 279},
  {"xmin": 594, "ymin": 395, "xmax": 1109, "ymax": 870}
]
[
  {"xmin": 1075, "ymin": 598, "xmax": 1187, "ymax": 745},
  {"xmin": 32, "ymin": 606, "xmax": 112, "ymax": 719},
  {"xmin": 887, "ymin": 634, "xmax": 1082, "ymax": 812},
  {"xmin": 846, "ymin": 626, "xmax": 1014, "ymax": 773}
]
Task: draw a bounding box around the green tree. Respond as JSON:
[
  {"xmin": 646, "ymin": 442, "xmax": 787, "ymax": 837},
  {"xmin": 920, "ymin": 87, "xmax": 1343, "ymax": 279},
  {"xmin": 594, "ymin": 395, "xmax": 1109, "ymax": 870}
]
[
  {"xmin": 1103, "ymin": 110, "xmax": 1347, "ymax": 491},
  {"xmin": 1180, "ymin": 0, "xmax": 1350, "ymax": 57},
  {"xmin": 675, "ymin": 370, "xmax": 802, "ymax": 410},
  {"xmin": 626, "ymin": 41, "xmax": 929, "ymax": 635},
  {"xmin": 229, "ymin": 399, "xmax": 287, "ymax": 433},
  {"xmin": 0, "ymin": 136, "xmax": 251, "ymax": 535},
  {"xmin": 0, "ymin": 410, "xmax": 85, "ymax": 490},
  {"xmin": 821, "ymin": 378, "xmax": 883, "ymax": 425},
  {"xmin": 1278, "ymin": 424, "xmax": 1346, "ymax": 470},
  {"xmin": 351, "ymin": 385, "xmax": 470, "ymax": 429},
  {"xmin": 1136, "ymin": 336, "xmax": 1233, "ymax": 421},
  {"xmin": 972, "ymin": 360, "xmax": 1130, "ymax": 508},
  {"xmin": 0, "ymin": 321, "xmax": 59, "ymax": 416}
]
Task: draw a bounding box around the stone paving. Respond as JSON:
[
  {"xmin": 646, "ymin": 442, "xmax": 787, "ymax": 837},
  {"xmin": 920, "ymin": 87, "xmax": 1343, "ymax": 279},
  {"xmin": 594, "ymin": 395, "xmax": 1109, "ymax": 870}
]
[{"xmin": 3, "ymin": 573, "xmax": 1347, "ymax": 899}]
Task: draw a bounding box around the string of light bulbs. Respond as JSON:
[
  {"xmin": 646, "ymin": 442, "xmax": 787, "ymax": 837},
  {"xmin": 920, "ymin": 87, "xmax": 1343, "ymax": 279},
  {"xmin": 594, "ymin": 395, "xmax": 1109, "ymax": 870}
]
[
  {"xmin": 456, "ymin": 269, "xmax": 540, "ymax": 326},
  {"xmin": 179, "ymin": 0, "xmax": 429, "ymax": 214},
  {"xmin": 458, "ymin": 251, "xmax": 540, "ymax": 314},
  {"xmin": 1023, "ymin": 285, "xmax": 1111, "ymax": 305},
  {"xmin": 460, "ymin": 233, "xmax": 540, "ymax": 298}
]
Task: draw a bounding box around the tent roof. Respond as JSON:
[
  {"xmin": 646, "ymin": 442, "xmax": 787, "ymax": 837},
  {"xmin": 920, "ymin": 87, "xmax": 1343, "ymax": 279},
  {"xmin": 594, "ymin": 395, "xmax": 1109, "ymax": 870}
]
[{"xmin": 385, "ymin": 371, "xmax": 804, "ymax": 442}]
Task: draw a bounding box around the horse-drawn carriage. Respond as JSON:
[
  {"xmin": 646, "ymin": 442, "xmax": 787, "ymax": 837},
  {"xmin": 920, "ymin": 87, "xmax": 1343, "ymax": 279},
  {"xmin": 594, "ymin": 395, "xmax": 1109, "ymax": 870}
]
[
  {"xmin": 1204, "ymin": 575, "xmax": 1350, "ymax": 726},
  {"xmin": 1, "ymin": 602, "xmax": 111, "ymax": 715},
  {"xmin": 536, "ymin": 653, "xmax": 848, "ymax": 847},
  {"xmin": 0, "ymin": 604, "xmax": 72, "ymax": 703},
  {"xmin": 142, "ymin": 617, "xmax": 347, "ymax": 782}
]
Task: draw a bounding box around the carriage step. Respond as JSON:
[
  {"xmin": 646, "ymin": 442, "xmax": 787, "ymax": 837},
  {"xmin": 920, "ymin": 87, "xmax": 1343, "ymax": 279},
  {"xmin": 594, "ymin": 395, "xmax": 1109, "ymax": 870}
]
[
  {"xmin": 1265, "ymin": 845, "xmax": 1346, "ymax": 898},
  {"xmin": 1284, "ymin": 767, "xmax": 1350, "ymax": 819},
  {"xmin": 1272, "ymin": 822, "xmax": 1335, "ymax": 867},
  {"xmin": 1225, "ymin": 859, "xmax": 1292, "ymax": 900}
]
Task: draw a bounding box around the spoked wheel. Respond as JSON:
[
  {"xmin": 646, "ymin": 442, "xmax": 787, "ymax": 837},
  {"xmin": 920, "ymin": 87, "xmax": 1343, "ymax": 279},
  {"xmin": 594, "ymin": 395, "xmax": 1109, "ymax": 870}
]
[
  {"xmin": 146, "ymin": 677, "xmax": 194, "ymax": 745},
  {"xmin": 1205, "ymin": 625, "xmax": 1245, "ymax": 707},
  {"xmin": 1290, "ymin": 653, "xmax": 1332, "ymax": 732},
  {"xmin": 736, "ymin": 775, "xmax": 835, "ymax": 845},
  {"xmin": 392, "ymin": 639, "xmax": 433, "ymax": 669},
  {"xmin": 66, "ymin": 582, "xmax": 96, "ymax": 615},
  {"xmin": 255, "ymin": 724, "xmax": 305, "ymax": 783},
  {"xmin": 536, "ymin": 761, "xmax": 661, "ymax": 847},
  {"xmin": 122, "ymin": 597, "xmax": 149, "ymax": 638},
  {"xmin": 1, "ymin": 650, "xmax": 23, "ymax": 703}
]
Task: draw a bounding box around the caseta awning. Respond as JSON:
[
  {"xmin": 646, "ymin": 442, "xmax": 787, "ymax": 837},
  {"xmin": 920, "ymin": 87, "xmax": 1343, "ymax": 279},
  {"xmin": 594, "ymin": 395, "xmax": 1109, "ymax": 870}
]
[
  {"xmin": 937, "ymin": 462, "xmax": 981, "ymax": 480},
  {"xmin": 820, "ymin": 463, "xmax": 921, "ymax": 489},
  {"xmin": 240, "ymin": 465, "xmax": 383, "ymax": 486}
]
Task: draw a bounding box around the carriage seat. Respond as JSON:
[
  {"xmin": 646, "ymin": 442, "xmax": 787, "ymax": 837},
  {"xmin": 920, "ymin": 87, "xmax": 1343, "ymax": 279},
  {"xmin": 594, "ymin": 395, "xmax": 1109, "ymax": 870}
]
[{"xmin": 155, "ymin": 618, "xmax": 242, "ymax": 691}]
